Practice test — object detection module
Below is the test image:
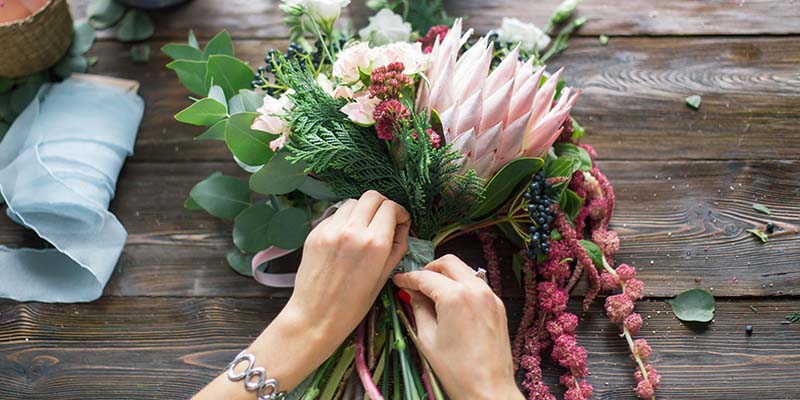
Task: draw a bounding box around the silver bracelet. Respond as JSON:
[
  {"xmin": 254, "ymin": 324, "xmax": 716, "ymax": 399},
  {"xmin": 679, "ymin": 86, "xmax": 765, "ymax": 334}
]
[{"xmin": 226, "ymin": 350, "xmax": 287, "ymax": 400}]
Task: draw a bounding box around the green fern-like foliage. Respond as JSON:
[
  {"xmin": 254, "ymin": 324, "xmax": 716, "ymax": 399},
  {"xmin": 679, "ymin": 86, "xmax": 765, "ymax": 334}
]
[{"xmin": 273, "ymin": 60, "xmax": 483, "ymax": 240}]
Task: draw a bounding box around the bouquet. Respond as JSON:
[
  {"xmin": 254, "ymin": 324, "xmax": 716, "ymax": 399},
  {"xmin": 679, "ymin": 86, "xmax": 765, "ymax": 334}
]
[{"xmin": 165, "ymin": 1, "xmax": 660, "ymax": 399}]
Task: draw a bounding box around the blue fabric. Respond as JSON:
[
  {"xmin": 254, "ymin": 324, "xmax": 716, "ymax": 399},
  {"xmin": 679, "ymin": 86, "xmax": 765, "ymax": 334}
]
[{"xmin": 0, "ymin": 78, "xmax": 144, "ymax": 302}]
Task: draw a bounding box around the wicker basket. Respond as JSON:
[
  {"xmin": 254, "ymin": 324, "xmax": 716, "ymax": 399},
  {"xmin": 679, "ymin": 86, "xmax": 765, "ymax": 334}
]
[{"xmin": 0, "ymin": 0, "xmax": 73, "ymax": 78}]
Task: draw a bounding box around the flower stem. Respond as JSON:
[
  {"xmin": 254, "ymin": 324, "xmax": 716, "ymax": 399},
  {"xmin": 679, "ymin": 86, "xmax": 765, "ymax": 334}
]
[
  {"xmin": 356, "ymin": 317, "xmax": 384, "ymax": 400},
  {"xmin": 396, "ymin": 304, "xmax": 445, "ymax": 400},
  {"xmin": 320, "ymin": 343, "xmax": 355, "ymax": 400}
]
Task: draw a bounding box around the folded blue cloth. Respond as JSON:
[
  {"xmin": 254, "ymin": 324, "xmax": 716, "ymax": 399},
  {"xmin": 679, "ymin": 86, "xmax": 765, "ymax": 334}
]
[{"xmin": 0, "ymin": 77, "xmax": 144, "ymax": 302}]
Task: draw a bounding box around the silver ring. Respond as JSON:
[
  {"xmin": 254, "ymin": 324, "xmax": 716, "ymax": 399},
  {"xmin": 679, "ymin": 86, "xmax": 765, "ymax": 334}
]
[{"xmin": 474, "ymin": 267, "xmax": 488, "ymax": 284}]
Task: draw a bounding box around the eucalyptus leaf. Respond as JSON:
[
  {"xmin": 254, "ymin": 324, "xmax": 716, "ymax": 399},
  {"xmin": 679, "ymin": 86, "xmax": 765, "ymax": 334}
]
[
  {"xmin": 579, "ymin": 239, "xmax": 604, "ymax": 271},
  {"xmin": 233, "ymin": 203, "xmax": 277, "ymax": 252},
  {"xmin": 208, "ymin": 85, "xmax": 227, "ymax": 109},
  {"xmin": 225, "ymin": 112, "xmax": 276, "ymax": 166},
  {"xmin": 685, "ymin": 95, "xmax": 702, "ymax": 110},
  {"xmin": 297, "ymin": 177, "xmax": 338, "ymax": 201},
  {"xmin": 746, "ymin": 228, "xmax": 768, "ymax": 243},
  {"xmin": 195, "ymin": 119, "xmax": 227, "ymax": 141},
  {"xmin": 396, "ymin": 238, "xmax": 435, "ymax": 273},
  {"xmin": 87, "ymin": 0, "xmax": 125, "ymax": 29},
  {"xmin": 470, "ymin": 157, "xmax": 544, "ymax": 220},
  {"xmin": 226, "ymin": 248, "xmax": 254, "ymax": 277},
  {"xmin": 202, "ymin": 30, "xmax": 234, "ymax": 59},
  {"xmin": 175, "ymin": 98, "xmax": 228, "ymax": 126},
  {"xmin": 161, "ymin": 43, "xmax": 203, "ymax": 61},
  {"xmin": 166, "ymin": 59, "xmax": 208, "ymax": 96},
  {"xmin": 188, "ymin": 29, "xmax": 199, "ymax": 49},
  {"xmin": 554, "ymin": 143, "xmax": 592, "ymax": 171},
  {"xmin": 249, "ymin": 152, "xmax": 308, "ymax": 195},
  {"xmin": 229, "ymin": 89, "xmax": 265, "ymax": 114},
  {"xmin": 130, "ymin": 43, "xmax": 151, "ymax": 63},
  {"xmin": 70, "ymin": 21, "xmax": 96, "ymax": 55},
  {"xmin": 116, "ymin": 9, "xmax": 154, "ymax": 42},
  {"xmin": 54, "ymin": 55, "xmax": 89, "ymax": 78},
  {"xmin": 205, "ymin": 54, "xmax": 254, "ymax": 99},
  {"xmin": 267, "ymin": 207, "xmax": 311, "ymax": 249},
  {"xmin": 666, "ymin": 288, "xmax": 715, "ymax": 323},
  {"xmin": 752, "ymin": 203, "xmax": 771, "ymax": 215},
  {"xmin": 189, "ymin": 172, "xmax": 251, "ymax": 220},
  {"xmin": 183, "ymin": 196, "xmax": 203, "ymax": 210}
]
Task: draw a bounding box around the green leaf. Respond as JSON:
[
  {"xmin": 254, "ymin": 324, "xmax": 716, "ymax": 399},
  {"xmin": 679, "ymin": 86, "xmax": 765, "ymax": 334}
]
[
  {"xmin": 666, "ymin": 288, "xmax": 715, "ymax": 323},
  {"xmin": 189, "ymin": 172, "xmax": 251, "ymax": 220},
  {"xmin": 87, "ymin": 0, "xmax": 125, "ymax": 29},
  {"xmin": 70, "ymin": 21, "xmax": 96, "ymax": 55},
  {"xmin": 249, "ymin": 152, "xmax": 308, "ymax": 195},
  {"xmin": 130, "ymin": 43, "xmax": 151, "ymax": 63},
  {"xmin": 233, "ymin": 203, "xmax": 277, "ymax": 252},
  {"xmin": 397, "ymin": 237, "xmax": 435, "ymax": 273},
  {"xmin": 205, "ymin": 54, "xmax": 254, "ymax": 99},
  {"xmin": 496, "ymin": 222, "xmax": 525, "ymax": 248},
  {"xmin": 188, "ymin": 29, "xmax": 199, "ymax": 49},
  {"xmin": 54, "ymin": 55, "xmax": 88, "ymax": 78},
  {"xmin": 226, "ymin": 248, "xmax": 254, "ymax": 277},
  {"xmin": 184, "ymin": 196, "xmax": 202, "ymax": 210},
  {"xmin": 559, "ymin": 188, "xmax": 584, "ymax": 221},
  {"xmin": 554, "ymin": 143, "xmax": 592, "ymax": 172},
  {"xmin": 166, "ymin": 59, "xmax": 208, "ymax": 96},
  {"xmin": 225, "ymin": 112, "xmax": 277, "ymax": 166},
  {"xmin": 175, "ymin": 97, "xmax": 228, "ymax": 126},
  {"xmin": 267, "ymin": 207, "xmax": 311, "ymax": 249},
  {"xmin": 161, "ymin": 43, "xmax": 202, "ymax": 61},
  {"xmin": 297, "ymin": 177, "xmax": 338, "ymax": 201},
  {"xmin": 116, "ymin": 9, "xmax": 154, "ymax": 42},
  {"xmin": 571, "ymin": 119, "xmax": 585, "ymax": 141},
  {"xmin": 195, "ymin": 119, "xmax": 227, "ymax": 141},
  {"xmin": 579, "ymin": 239, "xmax": 604, "ymax": 271},
  {"xmin": 752, "ymin": 203, "xmax": 771, "ymax": 215},
  {"xmin": 599, "ymin": 34, "xmax": 609, "ymax": 46},
  {"xmin": 9, "ymin": 81, "xmax": 42, "ymax": 114},
  {"xmin": 470, "ymin": 158, "xmax": 544, "ymax": 219},
  {"xmin": 228, "ymin": 89, "xmax": 265, "ymax": 114},
  {"xmin": 202, "ymin": 30, "xmax": 234, "ymax": 59},
  {"xmin": 545, "ymin": 156, "xmax": 581, "ymax": 179},
  {"xmin": 208, "ymin": 85, "xmax": 227, "ymax": 108},
  {"xmin": 746, "ymin": 228, "xmax": 768, "ymax": 243},
  {"xmin": 685, "ymin": 95, "xmax": 702, "ymax": 110}
]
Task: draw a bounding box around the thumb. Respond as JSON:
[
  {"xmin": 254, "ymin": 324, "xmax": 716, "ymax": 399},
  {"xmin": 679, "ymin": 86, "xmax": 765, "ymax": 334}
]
[{"xmin": 406, "ymin": 290, "xmax": 437, "ymax": 348}]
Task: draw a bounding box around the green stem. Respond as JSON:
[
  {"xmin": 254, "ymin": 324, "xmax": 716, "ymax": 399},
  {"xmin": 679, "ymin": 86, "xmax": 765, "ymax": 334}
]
[
  {"xmin": 397, "ymin": 305, "xmax": 445, "ymax": 400},
  {"xmin": 320, "ymin": 344, "xmax": 356, "ymax": 400},
  {"xmin": 384, "ymin": 289, "xmax": 420, "ymax": 400},
  {"xmin": 303, "ymin": 349, "xmax": 340, "ymax": 400},
  {"xmin": 308, "ymin": 17, "xmax": 335, "ymax": 67}
]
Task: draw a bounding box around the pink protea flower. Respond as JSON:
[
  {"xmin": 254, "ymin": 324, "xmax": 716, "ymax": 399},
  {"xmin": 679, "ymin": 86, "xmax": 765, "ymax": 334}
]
[
  {"xmin": 373, "ymin": 99, "xmax": 409, "ymax": 140},
  {"xmin": 538, "ymin": 281, "xmax": 568, "ymax": 314},
  {"xmin": 625, "ymin": 278, "xmax": 645, "ymax": 301},
  {"xmin": 615, "ymin": 264, "xmax": 636, "ymax": 281},
  {"xmin": 624, "ymin": 313, "xmax": 644, "ymax": 335},
  {"xmin": 633, "ymin": 339, "xmax": 652, "ymax": 361},
  {"xmin": 369, "ymin": 61, "xmax": 413, "ymax": 99},
  {"xmin": 416, "ymin": 19, "xmax": 580, "ymax": 178},
  {"xmin": 605, "ymin": 293, "xmax": 634, "ymax": 323},
  {"xmin": 417, "ymin": 25, "xmax": 449, "ymax": 53}
]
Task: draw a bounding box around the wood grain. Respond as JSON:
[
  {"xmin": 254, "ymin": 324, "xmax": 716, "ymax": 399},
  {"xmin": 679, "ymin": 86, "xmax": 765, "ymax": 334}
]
[
  {"xmin": 69, "ymin": 0, "xmax": 800, "ymax": 39},
  {"xmin": 82, "ymin": 36, "xmax": 800, "ymax": 162},
  {"xmin": 1, "ymin": 160, "xmax": 796, "ymax": 298},
  {"xmin": 1, "ymin": 297, "xmax": 799, "ymax": 399}
]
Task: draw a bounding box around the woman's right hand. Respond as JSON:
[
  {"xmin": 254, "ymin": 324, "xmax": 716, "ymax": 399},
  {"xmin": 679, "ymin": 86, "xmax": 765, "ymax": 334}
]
[{"xmin": 393, "ymin": 255, "xmax": 524, "ymax": 400}]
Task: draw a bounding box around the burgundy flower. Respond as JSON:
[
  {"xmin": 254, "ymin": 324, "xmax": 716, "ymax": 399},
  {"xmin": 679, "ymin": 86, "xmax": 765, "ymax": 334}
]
[
  {"xmin": 605, "ymin": 293, "xmax": 634, "ymax": 323},
  {"xmin": 369, "ymin": 62, "xmax": 413, "ymax": 99},
  {"xmin": 599, "ymin": 271, "xmax": 618, "ymax": 292},
  {"xmin": 538, "ymin": 281, "xmax": 568, "ymax": 314},
  {"xmin": 615, "ymin": 264, "xmax": 636, "ymax": 281},
  {"xmin": 635, "ymin": 380, "xmax": 655, "ymax": 399},
  {"xmin": 417, "ymin": 25, "xmax": 449, "ymax": 53},
  {"xmin": 624, "ymin": 313, "xmax": 643, "ymax": 335},
  {"xmin": 633, "ymin": 338, "xmax": 652, "ymax": 361},
  {"xmin": 625, "ymin": 278, "xmax": 645, "ymax": 301},
  {"xmin": 373, "ymin": 99, "xmax": 409, "ymax": 140}
]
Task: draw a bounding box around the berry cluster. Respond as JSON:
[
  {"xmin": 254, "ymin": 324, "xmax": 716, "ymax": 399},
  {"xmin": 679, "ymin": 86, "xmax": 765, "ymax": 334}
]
[{"xmin": 524, "ymin": 172, "xmax": 557, "ymax": 259}]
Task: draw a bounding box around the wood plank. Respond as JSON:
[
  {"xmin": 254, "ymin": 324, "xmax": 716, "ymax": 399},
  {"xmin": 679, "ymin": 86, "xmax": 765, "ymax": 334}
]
[
  {"xmin": 1, "ymin": 297, "xmax": 799, "ymax": 399},
  {"xmin": 83, "ymin": 36, "xmax": 800, "ymax": 162},
  {"xmin": 0, "ymin": 160, "xmax": 796, "ymax": 298},
  {"xmin": 69, "ymin": 0, "xmax": 800, "ymax": 39}
]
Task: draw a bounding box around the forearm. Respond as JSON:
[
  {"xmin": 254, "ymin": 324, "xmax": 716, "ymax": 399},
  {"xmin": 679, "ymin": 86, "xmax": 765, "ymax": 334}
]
[{"xmin": 194, "ymin": 308, "xmax": 333, "ymax": 400}]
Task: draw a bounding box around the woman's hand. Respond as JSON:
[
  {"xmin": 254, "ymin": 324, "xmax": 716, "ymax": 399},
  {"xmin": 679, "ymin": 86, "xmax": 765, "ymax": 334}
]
[
  {"xmin": 393, "ymin": 255, "xmax": 524, "ymax": 400},
  {"xmin": 284, "ymin": 189, "xmax": 411, "ymax": 353}
]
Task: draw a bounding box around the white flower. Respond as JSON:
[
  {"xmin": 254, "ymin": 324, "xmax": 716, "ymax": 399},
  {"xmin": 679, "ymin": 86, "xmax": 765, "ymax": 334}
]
[
  {"xmin": 316, "ymin": 73, "xmax": 355, "ymax": 98},
  {"xmin": 372, "ymin": 42, "xmax": 428, "ymax": 75},
  {"xmin": 284, "ymin": 0, "xmax": 350, "ymax": 26},
  {"xmin": 340, "ymin": 91, "xmax": 381, "ymax": 126},
  {"xmin": 496, "ymin": 17, "xmax": 551, "ymax": 52},
  {"xmin": 252, "ymin": 90, "xmax": 295, "ymax": 151},
  {"xmin": 332, "ymin": 42, "xmax": 374, "ymax": 84},
  {"xmin": 358, "ymin": 8, "xmax": 412, "ymax": 46}
]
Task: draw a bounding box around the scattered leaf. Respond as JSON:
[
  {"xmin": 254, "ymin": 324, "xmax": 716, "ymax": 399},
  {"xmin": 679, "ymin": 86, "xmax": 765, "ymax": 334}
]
[
  {"xmin": 226, "ymin": 248, "xmax": 254, "ymax": 277},
  {"xmin": 130, "ymin": 43, "xmax": 151, "ymax": 63},
  {"xmin": 470, "ymin": 157, "xmax": 544, "ymax": 219},
  {"xmin": 189, "ymin": 172, "xmax": 251, "ymax": 220},
  {"xmin": 746, "ymin": 228, "xmax": 768, "ymax": 243},
  {"xmin": 175, "ymin": 97, "xmax": 227, "ymax": 126},
  {"xmin": 224, "ymin": 112, "xmax": 276, "ymax": 166},
  {"xmin": 667, "ymin": 288, "xmax": 715, "ymax": 323},
  {"xmin": 233, "ymin": 203, "xmax": 277, "ymax": 252},
  {"xmin": 87, "ymin": 0, "xmax": 125, "ymax": 28},
  {"xmin": 599, "ymin": 34, "xmax": 609, "ymax": 45},
  {"xmin": 87, "ymin": 56, "xmax": 98, "ymax": 66},
  {"xmin": 748, "ymin": 305, "xmax": 758, "ymax": 313},
  {"xmin": 267, "ymin": 207, "xmax": 311, "ymax": 249},
  {"xmin": 70, "ymin": 21, "xmax": 96, "ymax": 55},
  {"xmin": 183, "ymin": 196, "xmax": 202, "ymax": 210},
  {"xmin": 116, "ymin": 9, "xmax": 154, "ymax": 42},
  {"xmin": 685, "ymin": 95, "xmax": 702, "ymax": 110},
  {"xmin": 249, "ymin": 152, "xmax": 308, "ymax": 195},
  {"xmin": 786, "ymin": 312, "xmax": 800, "ymax": 324},
  {"xmin": 752, "ymin": 203, "xmax": 771, "ymax": 215},
  {"xmin": 55, "ymin": 55, "xmax": 89, "ymax": 78}
]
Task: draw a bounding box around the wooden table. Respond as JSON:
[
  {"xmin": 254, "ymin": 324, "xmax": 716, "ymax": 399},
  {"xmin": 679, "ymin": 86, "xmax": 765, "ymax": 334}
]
[{"xmin": 2, "ymin": 0, "xmax": 799, "ymax": 398}]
